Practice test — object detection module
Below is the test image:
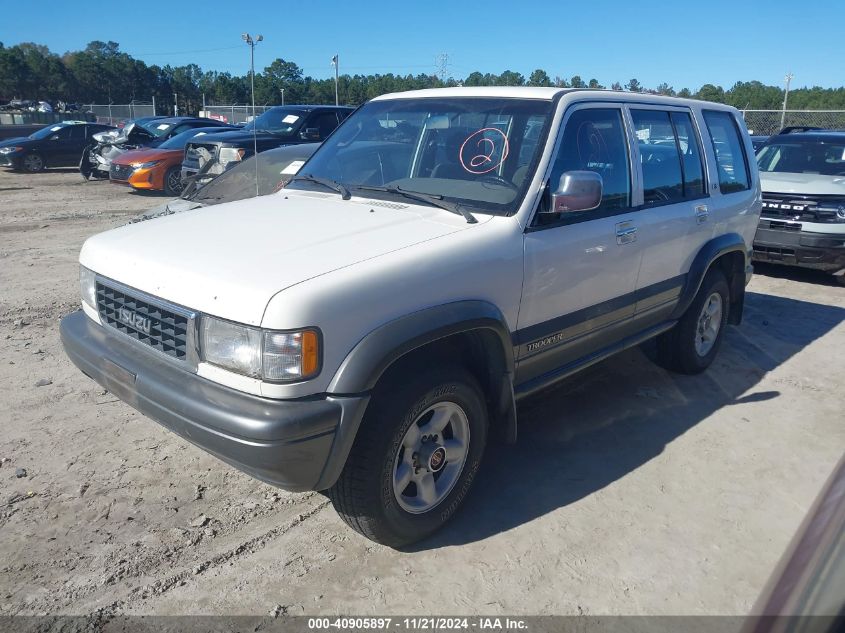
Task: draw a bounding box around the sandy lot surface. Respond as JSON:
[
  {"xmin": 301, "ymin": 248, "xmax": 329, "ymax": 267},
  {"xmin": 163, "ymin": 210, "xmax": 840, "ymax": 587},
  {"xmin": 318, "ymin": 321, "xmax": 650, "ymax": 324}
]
[{"xmin": 1, "ymin": 169, "xmax": 843, "ymax": 618}]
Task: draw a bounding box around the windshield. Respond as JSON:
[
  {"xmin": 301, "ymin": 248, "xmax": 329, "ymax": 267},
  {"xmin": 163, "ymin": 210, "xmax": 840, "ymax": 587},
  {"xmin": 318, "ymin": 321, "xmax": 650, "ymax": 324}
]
[
  {"xmin": 285, "ymin": 97, "xmax": 554, "ymax": 215},
  {"xmin": 242, "ymin": 108, "xmax": 307, "ymax": 135},
  {"xmin": 757, "ymin": 140, "xmax": 845, "ymax": 176},
  {"xmin": 29, "ymin": 124, "xmax": 72, "ymax": 140},
  {"xmin": 140, "ymin": 120, "xmax": 176, "ymax": 138},
  {"xmin": 158, "ymin": 128, "xmax": 220, "ymax": 150},
  {"xmin": 190, "ymin": 145, "xmax": 318, "ymax": 204}
]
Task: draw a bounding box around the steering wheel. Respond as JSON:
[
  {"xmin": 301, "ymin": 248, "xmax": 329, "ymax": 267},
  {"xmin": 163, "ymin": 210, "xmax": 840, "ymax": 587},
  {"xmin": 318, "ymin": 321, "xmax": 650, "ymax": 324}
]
[{"xmin": 478, "ymin": 174, "xmax": 519, "ymax": 191}]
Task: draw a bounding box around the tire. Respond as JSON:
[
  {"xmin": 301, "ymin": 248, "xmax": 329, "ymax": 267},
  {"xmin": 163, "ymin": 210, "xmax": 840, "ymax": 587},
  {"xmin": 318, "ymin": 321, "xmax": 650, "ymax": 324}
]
[
  {"xmin": 656, "ymin": 268, "xmax": 730, "ymax": 374},
  {"xmin": 329, "ymin": 365, "xmax": 488, "ymax": 547},
  {"xmin": 22, "ymin": 153, "xmax": 45, "ymax": 172},
  {"xmin": 163, "ymin": 166, "xmax": 184, "ymax": 196}
]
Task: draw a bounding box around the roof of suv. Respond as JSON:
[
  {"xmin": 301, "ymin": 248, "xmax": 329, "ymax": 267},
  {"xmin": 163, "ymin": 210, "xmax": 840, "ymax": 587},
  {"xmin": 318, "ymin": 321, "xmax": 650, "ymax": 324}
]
[{"xmin": 370, "ymin": 87, "xmax": 740, "ymax": 111}]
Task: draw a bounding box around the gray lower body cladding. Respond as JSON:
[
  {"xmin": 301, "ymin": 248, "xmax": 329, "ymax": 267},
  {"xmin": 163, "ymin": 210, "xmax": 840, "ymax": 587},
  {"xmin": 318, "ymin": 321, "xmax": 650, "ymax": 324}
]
[
  {"xmin": 753, "ymin": 223, "xmax": 845, "ymax": 273},
  {"xmin": 60, "ymin": 310, "xmax": 368, "ymax": 491}
]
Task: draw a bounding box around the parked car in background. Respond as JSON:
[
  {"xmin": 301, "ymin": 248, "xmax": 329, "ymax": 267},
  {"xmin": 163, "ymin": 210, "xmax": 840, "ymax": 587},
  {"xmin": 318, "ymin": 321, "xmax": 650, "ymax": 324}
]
[
  {"xmin": 131, "ymin": 143, "xmax": 319, "ymax": 222},
  {"xmin": 0, "ymin": 121, "xmax": 115, "ymax": 172},
  {"xmin": 752, "ymin": 131, "xmax": 845, "ymax": 284},
  {"xmin": 110, "ymin": 126, "xmax": 238, "ymax": 196},
  {"xmin": 181, "ymin": 105, "xmax": 352, "ymax": 184},
  {"xmin": 750, "ymin": 135, "xmax": 769, "ymax": 151},
  {"xmin": 82, "ymin": 116, "xmax": 233, "ymax": 180},
  {"xmin": 61, "ymin": 88, "xmax": 761, "ymax": 546}
]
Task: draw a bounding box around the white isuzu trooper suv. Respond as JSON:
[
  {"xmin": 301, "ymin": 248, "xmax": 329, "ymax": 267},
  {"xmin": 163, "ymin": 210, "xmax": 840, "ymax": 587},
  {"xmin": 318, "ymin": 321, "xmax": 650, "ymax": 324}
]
[{"xmin": 61, "ymin": 88, "xmax": 761, "ymax": 546}]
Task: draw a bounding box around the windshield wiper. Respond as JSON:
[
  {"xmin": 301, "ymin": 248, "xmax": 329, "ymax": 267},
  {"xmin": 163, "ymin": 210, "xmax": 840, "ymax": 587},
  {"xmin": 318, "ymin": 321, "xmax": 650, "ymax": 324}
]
[
  {"xmin": 355, "ymin": 185, "xmax": 477, "ymax": 224},
  {"xmin": 291, "ymin": 174, "xmax": 351, "ymax": 200}
]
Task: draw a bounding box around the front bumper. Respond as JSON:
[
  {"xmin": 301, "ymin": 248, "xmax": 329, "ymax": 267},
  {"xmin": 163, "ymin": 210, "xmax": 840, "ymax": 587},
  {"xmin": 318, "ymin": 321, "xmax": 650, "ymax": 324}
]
[
  {"xmin": 753, "ymin": 223, "xmax": 845, "ymax": 273},
  {"xmin": 0, "ymin": 153, "xmax": 21, "ymax": 168},
  {"xmin": 60, "ymin": 310, "xmax": 369, "ymax": 491}
]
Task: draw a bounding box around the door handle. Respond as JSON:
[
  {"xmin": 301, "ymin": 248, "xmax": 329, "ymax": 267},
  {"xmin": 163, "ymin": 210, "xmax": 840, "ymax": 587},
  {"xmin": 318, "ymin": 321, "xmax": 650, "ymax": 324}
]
[
  {"xmin": 695, "ymin": 204, "xmax": 709, "ymax": 224},
  {"xmin": 615, "ymin": 221, "xmax": 637, "ymax": 245}
]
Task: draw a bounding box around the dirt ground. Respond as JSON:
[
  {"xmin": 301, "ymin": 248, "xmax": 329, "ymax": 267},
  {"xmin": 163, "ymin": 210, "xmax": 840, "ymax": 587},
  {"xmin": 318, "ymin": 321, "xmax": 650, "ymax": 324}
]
[{"xmin": 1, "ymin": 168, "xmax": 843, "ymax": 618}]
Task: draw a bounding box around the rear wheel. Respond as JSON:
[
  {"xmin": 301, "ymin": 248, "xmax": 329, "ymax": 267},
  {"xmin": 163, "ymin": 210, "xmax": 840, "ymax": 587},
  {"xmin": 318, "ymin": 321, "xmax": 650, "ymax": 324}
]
[
  {"xmin": 657, "ymin": 268, "xmax": 730, "ymax": 374},
  {"xmin": 329, "ymin": 366, "xmax": 488, "ymax": 547},
  {"xmin": 22, "ymin": 153, "xmax": 45, "ymax": 172},
  {"xmin": 163, "ymin": 166, "xmax": 184, "ymax": 196}
]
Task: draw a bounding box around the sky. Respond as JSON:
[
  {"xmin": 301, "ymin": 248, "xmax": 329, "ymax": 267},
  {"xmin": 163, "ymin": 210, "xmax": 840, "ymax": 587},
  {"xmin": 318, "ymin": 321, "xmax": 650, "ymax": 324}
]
[{"xmin": 1, "ymin": 0, "xmax": 841, "ymax": 91}]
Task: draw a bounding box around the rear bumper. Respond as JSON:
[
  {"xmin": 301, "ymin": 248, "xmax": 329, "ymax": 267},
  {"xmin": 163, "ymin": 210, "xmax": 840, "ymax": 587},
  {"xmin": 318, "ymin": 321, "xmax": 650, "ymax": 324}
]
[
  {"xmin": 753, "ymin": 224, "xmax": 845, "ymax": 273},
  {"xmin": 60, "ymin": 310, "xmax": 368, "ymax": 491}
]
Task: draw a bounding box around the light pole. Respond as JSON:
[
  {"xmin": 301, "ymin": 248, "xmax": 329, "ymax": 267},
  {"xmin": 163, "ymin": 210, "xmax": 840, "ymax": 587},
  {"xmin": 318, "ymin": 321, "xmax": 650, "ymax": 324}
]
[
  {"xmin": 280, "ymin": 88, "xmax": 285, "ymax": 106},
  {"xmin": 242, "ymin": 33, "xmax": 263, "ymax": 196},
  {"xmin": 331, "ymin": 54, "xmax": 339, "ymax": 106},
  {"xmin": 780, "ymin": 72, "xmax": 794, "ymax": 131}
]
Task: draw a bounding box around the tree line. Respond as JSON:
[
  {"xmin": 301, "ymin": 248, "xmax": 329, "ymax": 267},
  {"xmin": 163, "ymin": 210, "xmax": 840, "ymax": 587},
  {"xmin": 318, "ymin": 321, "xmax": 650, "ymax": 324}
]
[{"xmin": 2, "ymin": 40, "xmax": 845, "ymax": 114}]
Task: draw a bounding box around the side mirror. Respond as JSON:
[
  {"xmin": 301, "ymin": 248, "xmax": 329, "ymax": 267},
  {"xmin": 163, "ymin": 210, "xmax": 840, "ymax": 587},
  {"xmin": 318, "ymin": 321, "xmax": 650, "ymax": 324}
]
[
  {"xmin": 300, "ymin": 127, "xmax": 321, "ymax": 141},
  {"xmin": 549, "ymin": 170, "xmax": 603, "ymax": 213}
]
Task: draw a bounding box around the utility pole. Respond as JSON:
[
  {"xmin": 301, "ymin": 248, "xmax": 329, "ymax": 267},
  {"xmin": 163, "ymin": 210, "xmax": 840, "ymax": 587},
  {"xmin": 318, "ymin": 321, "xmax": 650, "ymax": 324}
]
[
  {"xmin": 242, "ymin": 33, "xmax": 263, "ymax": 197},
  {"xmin": 331, "ymin": 54, "xmax": 339, "ymax": 106},
  {"xmin": 173, "ymin": 92, "xmax": 178, "ymax": 117},
  {"xmin": 780, "ymin": 72, "xmax": 794, "ymax": 131},
  {"xmin": 436, "ymin": 52, "xmax": 449, "ymax": 84},
  {"xmin": 280, "ymin": 88, "xmax": 285, "ymax": 106}
]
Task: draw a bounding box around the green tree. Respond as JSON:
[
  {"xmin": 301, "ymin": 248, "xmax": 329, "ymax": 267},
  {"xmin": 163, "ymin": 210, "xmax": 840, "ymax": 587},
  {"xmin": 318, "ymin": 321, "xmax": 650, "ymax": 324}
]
[
  {"xmin": 625, "ymin": 78, "xmax": 643, "ymax": 92},
  {"xmin": 527, "ymin": 69, "xmax": 552, "ymax": 87}
]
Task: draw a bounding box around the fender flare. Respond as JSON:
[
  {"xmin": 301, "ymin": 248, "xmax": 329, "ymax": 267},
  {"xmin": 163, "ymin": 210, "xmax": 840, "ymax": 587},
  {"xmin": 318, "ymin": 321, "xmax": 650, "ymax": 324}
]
[
  {"xmin": 315, "ymin": 301, "xmax": 517, "ymax": 490},
  {"xmin": 671, "ymin": 232, "xmax": 749, "ymax": 323}
]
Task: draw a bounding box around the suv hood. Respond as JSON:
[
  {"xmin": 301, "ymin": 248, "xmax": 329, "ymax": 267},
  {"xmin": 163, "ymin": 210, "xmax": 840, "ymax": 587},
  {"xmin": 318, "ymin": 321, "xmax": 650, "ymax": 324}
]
[
  {"xmin": 80, "ymin": 192, "xmax": 478, "ymax": 325},
  {"xmin": 761, "ymin": 172, "xmax": 845, "ymax": 196}
]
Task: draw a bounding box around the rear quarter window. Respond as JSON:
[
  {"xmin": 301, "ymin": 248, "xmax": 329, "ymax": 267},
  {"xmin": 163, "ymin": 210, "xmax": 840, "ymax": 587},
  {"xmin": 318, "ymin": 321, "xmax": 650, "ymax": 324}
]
[{"xmin": 703, "ymin": 110, "xmax": 750, "ymax": 194}]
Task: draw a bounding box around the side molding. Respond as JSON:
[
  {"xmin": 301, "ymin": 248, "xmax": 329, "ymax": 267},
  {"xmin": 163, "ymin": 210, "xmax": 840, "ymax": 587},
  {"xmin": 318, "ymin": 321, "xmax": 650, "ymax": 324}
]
[{"xmin": 671, "ymin": 233, "xmax": 748, "ymax": 322}]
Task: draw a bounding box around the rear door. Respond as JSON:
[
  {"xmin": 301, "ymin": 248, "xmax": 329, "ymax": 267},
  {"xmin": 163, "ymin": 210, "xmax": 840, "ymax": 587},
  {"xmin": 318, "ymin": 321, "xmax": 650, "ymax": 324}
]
[
  {"xmin": 516, "ymin": 104, "xmax": 643, "ymax": 388},
  {"xmin": 44, "ymin": 125, "xmax": 84, "ymax": 166},
  {"xmin": 626, "ymin": 105, "xmax": 711, "ymax": 326}
]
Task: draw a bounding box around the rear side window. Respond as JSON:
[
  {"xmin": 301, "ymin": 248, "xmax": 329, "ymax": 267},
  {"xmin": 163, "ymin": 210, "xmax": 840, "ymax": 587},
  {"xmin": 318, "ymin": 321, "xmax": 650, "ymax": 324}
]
[
  {"xmin": 550, "ymin": 108, "xmax": 631, "ymax": 213},
  {"xmin": 631, "ymin": 110, "xmax": 706, "ymax": 205},
  {"xmin": 631, "ymin": 110, "xmax": 683, "ymax": 204},
  {"xmin": 703, "ymin": 110, "xmax": 750, "ymax": 193}
]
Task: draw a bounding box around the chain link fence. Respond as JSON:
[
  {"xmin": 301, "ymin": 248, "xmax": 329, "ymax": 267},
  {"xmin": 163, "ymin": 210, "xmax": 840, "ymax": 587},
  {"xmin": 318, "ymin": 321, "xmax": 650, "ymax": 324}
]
[
  {"xmin": 82, "ymin": 102, "xmax": 157, "ymax": 126},
  {"xmin": 741, "ymin": 110, "xmax": 845, "ymax": 135},
  {"xmin": 200, "ymin": 105, "xmax": 276, "ymax": 124}
]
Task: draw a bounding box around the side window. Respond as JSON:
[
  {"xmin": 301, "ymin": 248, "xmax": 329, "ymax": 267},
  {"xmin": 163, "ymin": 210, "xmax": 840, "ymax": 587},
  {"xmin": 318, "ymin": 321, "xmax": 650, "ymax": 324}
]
[
  {"xmin": 67, "ymin": 125, "xmax": 85, "ymax": 140},
  {"xmin": 703, "ymin": 110, "xmax": 750, "ymax": 193},
  {"xmin": 50, "ymin": 126, "xmax": 74, "ymax": 140},
  {"xmin": 549, "ymin": 108, "xmax": 631, "ymax": 214},
  {"xmin": 309, "ymin": 112, "xmax": 341, "ymax": 139},
  {"xmin": 670, "ymin": 112, "xmax": 705, "ymax": 198},
  {"xmin": 631, "ymin": 110, "xmax": 683, "ymax": 204}
]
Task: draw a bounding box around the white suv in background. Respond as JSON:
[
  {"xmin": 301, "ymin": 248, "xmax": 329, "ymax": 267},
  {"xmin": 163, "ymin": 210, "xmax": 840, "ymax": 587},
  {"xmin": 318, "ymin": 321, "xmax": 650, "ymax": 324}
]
[
  {"xmin": 61, "ymin": 88, "xmax": 761, "ymax": 546},
  {"xmin": 753, "ymin": 131, "xmax": 845, "ymax": 283}
]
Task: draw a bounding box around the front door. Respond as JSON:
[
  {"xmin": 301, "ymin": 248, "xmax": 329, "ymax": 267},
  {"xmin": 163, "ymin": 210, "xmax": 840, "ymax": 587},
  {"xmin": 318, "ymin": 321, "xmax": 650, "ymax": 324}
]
[{"xmin": 516, "ymin": 105, "xmax": 643, "ymax": 389}]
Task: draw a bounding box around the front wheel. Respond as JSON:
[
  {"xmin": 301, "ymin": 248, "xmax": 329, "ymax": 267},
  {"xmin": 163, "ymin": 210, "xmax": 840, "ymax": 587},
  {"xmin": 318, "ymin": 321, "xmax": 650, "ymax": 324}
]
[
  {"xmin": 163, "ymin": 166, "xmax": 184, "ymax": 196},
  {"xmin": 22, "ymin": 153, "xmax": 45, "ymax": 172},
  {"xmin": 656, "ymin": 268, "xmax": 730, "ymax": 374},
  {"xmin": 329, "ymin": 366, "xmax": 488, "ymax": 547}
]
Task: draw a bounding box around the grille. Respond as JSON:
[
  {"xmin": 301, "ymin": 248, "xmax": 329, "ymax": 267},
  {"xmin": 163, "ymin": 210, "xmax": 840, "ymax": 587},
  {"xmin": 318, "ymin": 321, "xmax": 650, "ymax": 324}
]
[
  {"xmin": 762, "ymin": 194, "xmax": 845, "ymax": 223},
  {"xmin": 96, "ymin": 282, "xmax": 190, "ymax": 360},
  {"xmin": 110, "ymin": 163, "xmax": 133, "ymax": 181},
  {"xmin": 184, "ymin": 143, "xmax": 217, "ymax": 169},
  {"xmin": 762, "ymin": 220, "xmax": 802, "ymax": 232}
]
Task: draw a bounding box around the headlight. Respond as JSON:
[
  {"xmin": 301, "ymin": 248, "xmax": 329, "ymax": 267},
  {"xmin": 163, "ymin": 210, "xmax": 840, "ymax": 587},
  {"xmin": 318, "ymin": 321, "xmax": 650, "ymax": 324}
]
[
  {"xmin": 218, "ymin": 147, "xmax": 245, "ymax": 166},
  {"xmin": 80, "ymin": 266, "xmax": 97, "ymax": 310},
  {"xmin": 0, "ymin": 146, "xmax": 23, "ymax": 154},
  {"xmin": 201, "ymin": 317, "xmax": 262, "ymax": 377},
  {"xmin": 131, "ymin": 160, "xmax": 160, "ymax": 170},
  {"xmin": 200, "ymin": 316, "xmax": 320, "ymax": 382}
]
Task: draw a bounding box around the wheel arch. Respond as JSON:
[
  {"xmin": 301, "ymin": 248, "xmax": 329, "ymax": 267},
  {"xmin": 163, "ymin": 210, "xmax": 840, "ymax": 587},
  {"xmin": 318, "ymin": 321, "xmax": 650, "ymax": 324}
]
[
  {"xmin": 316, "ymin": 301, "xmax": 517, "ymax": 490},
  {"xmin": 672, "ymin": 233, "xmax": 750, "ymax": 325}
]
